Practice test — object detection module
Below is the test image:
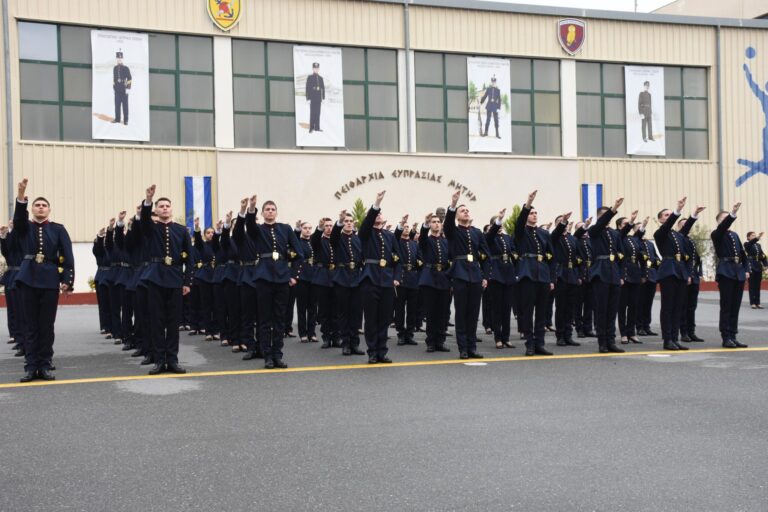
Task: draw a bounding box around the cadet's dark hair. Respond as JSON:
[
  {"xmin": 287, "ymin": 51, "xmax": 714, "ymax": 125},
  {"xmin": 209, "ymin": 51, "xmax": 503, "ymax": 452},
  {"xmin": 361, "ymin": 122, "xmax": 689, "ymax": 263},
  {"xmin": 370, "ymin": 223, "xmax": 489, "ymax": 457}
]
[
  {"xmin": 657, "ymin": 209, "xmax": 667, "ymax": 220},
  {"xmin": 677, "ymin": 217, "xmax": 687, "ymax": 225},
  {"xmin": 32, "ymin": 196, "xmax": 50, "ymax": 206},
  {"xmin": 596, "ymin": 206, "xmax": 609, "ymax": 216},
  {"xmin": 155, "ymin": 197, "xmax": 171, "ymax": 206},
  {"xmin": 747, "ymin": 231, "xmax": 755, "ymax": 238},
  {"xmin": 716, "ymin": 210, "xmax": 729, "ymax": 222},
  {"xmin": 262, "ymin": 200, "xmax": 277, "ymax": 210},
  {"xmin": 615, "ymin": 217, "xmax": 626, "ymax": 228}
]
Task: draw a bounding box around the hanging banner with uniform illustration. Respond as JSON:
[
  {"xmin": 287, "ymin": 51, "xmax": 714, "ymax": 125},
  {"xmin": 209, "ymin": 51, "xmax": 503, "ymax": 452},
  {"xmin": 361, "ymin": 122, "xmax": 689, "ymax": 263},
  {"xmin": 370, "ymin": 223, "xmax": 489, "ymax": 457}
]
[
  {"xmin": 467, "ymin": 57, "xmax": 511, "ymax": 153},
  {"xmin": 624, "ymin": 66, "xmax": 665, "ymax": 156},
  {"xmin": 91, "ymin": 30, "xmax": 150, "ymax": 141},
  {"xmin": 293, "ymin": 45, "xmax": 345, "ymax": 148}
]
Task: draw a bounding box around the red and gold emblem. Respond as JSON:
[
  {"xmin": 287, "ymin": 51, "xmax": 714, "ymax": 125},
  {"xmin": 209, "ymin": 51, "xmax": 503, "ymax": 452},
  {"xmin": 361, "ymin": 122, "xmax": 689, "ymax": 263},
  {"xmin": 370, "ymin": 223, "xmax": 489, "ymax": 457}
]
[
  {"xmin": 207, "ymin": 0, "xmax": 242, "ymax": 32},
  {"xmin": 558, "ymin": 18, "xmax": 586, "ymax": 56}
]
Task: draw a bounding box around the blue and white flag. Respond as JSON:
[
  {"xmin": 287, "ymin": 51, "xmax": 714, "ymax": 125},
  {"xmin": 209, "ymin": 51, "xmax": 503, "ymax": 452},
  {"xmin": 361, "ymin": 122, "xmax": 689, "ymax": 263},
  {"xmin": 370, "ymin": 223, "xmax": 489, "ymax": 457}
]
[
  {"xmin": 184, "ymin": 176, "xmax": 212, "ymax": 231},
  {"xmin": 581, "ymin": 183, "xmax": 603, "ymax": 221}
]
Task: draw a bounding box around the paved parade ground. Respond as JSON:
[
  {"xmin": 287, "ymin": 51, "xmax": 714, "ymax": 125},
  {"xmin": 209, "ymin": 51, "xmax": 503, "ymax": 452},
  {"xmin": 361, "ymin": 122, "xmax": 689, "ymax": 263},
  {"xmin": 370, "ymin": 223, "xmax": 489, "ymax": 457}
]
[{"xmin": 2, "ymin": 292, "xmax": 767, "ymax": 511}]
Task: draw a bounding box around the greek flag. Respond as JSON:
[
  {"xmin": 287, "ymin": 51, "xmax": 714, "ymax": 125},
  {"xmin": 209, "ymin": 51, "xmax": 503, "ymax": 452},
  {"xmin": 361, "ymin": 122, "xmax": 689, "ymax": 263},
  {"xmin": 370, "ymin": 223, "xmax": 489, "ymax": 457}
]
[
  {"xmin": 581, "ymin": 183, "xmax": 603, "ymax": 221},
  {"xmin": 184, "ymin": 176, "xmax": 212, "ymax": 231}
]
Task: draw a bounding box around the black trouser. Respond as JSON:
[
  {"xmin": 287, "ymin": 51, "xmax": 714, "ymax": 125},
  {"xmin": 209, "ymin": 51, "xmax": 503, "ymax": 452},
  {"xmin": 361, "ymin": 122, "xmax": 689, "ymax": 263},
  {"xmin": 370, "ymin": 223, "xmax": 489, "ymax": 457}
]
[
  {"xmin": 96, "ymin": 281, "xmax": 111, "ymax": 332},
  {"xmin": 181, "ymin": 293, "xmax": 191, "ymax": 328},
  {"xmin": 748, "ymin": 270, "xmax": 762, "ymax": 305},
  {"xmin": 679, "ymin": 282, "xmax": 700, "ymax": 337},
  {"xmin": 659, "ymin": 277, "xmax": 685, "ymax": 343},
  {"xmin": 146, "ymin": 283, "xmax": 182, "ymax": 366},
  {"xmin": 545, "ymin": 289, "xmax": 555, "ymax": 327},
  {"xmin": 188, "ymin": 284, "xmax": 202, "ymax": 331},
  {"xmin": 222, "ymin": 280, "xmax": 241, "ymax": 344},
  {"xmin": 641, "ymin": 115, "xmax": 653, "ymax": 140},
  {"xmin": 240, "ymin": 284, "xmax": 258, "ymax": 350},
  {"xmin": 575, "ymin": 280, "xmax": 594, "ymax": 334},
  {"xmin": 592, "ymin": 280, "xmax": 620, "ymax": 348},
  {"xmin": 255, "ymin": 280, "xmax": 289, "ymax": 361},
  {"xmin": 420, "ymin": 285, "xmax": 449, "ymax": 348},
  {"xmin": 121, "ymin": 288, "xmax": 135, "ymax": 344},
  {"xmin": 310, "ymin": 100, "xmax": 321, "ymax": 131},
  {"xmin": 19, "ymin": 283, "xmax": 58, "ymax": 373},
  {"xmin": 452, "ymin": 279, "xmax": 483, "ymax": 354},
  {"xmin": 488, "ymin": 281, "xmax": 514, "ymax": 343},
  {"xmin": 285, "ymin": 284, "xmax": 296, "ymax": 334},
  {"xmin": 335, "ymin": 285, "xmax": 361, "ymax": 349},
  {"xmin": 136, "ymin": 285, "xmax": 151, "ymax": 356},
  {"xmin": 555, "ymin": 280, "xmax": 579, "ymax": 341},
  {"xmin": 6, "ymin": 287, "xmax": 21, "ymax": 342},
  {"xmin": 484, "ymin": 110, "xmax": 499, "ymax": 136},
  {"xmin": 314, "ymin": 284, "xmax": 336, "ymax": 342},
  {"xmin": 360, "ymin": 279, "xmax": 394, "ymax": 358},
  {"xmin": 718, "ymin": 277, "xmax": 745, "ymax": 341},
  {"xmin": 636, "ymin": 280, "xmax": 657, "ymax": 332},
  {"xmin": 618, "ymin": 281, "xmax": 640, "ymax": 337},
  {"xmin": 109, "ymin": 282, "xmax": 124, "ymax": 339},
  {"xmin": 295, "ymin": 279, "xmax": 317, "ymax": 339},
  {"xmin": 517, "ymin": 278, "xmax": 549, "ymax": 349},
  {"xmin": 394, "ymin": 286, "xmax": 419, "ymax": 336},
  {"xmin": 196, "ymin": 280, "xmax": 216, "ymax": 335},
  {"xmin": 114, "ymin": 91, "xmax": 128, "ymax": 122},
  {"xmin": 213, "ymin": 281, "xmax": 228, "ymax": 340},
  {"xmin": 481, "ymin": 287, "xmax": 492, "ymax": 330}
]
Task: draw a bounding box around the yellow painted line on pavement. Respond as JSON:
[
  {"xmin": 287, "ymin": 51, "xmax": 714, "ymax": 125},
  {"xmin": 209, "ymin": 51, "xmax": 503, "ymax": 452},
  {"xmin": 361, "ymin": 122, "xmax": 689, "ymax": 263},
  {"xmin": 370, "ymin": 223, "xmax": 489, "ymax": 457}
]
[{"xmin": 1, "ymin": 346, "xmax": 767, "ymax": 390}]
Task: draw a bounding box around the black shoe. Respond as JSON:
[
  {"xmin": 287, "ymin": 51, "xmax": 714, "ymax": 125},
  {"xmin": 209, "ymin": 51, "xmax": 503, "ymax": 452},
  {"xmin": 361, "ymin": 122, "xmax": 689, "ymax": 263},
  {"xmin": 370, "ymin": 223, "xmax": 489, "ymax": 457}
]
[
  {"xmin": 140, "ymin": 356, "xmax": 154, "ymax": 365},
  {"xmin": 167, "ymin": 363, "xmax": 186, "ymax": 374},
  {"xmin": 674, "ymin": 342, "xmax": 689, "ymax": 351},
  {"xmin": 556, "ymin": 340, "xmax": 567, "ymax": 346},
  {"xmin": 534, "ymin": 347, "xmax": 553, "ymax": 356},
  {"xmin": 576, "ymin": 331, "xmax": 586, "ymax": 338},
  {"xmin": 598, "ymin": 347, "xmax": 610, "ymax": 353},
  {"xmin": 606, "ymin": 345, "xmax": 625, "ymax": 353},
  {"xmin": 636, "ymin": 329, "xmax": 647, "ymax": 336},
  {"xmin": 405, "ymin": 339, "xmax": 418, "ymax": 346},
  {"xmin": 732, "ymin": 339, "xmax": 748, "ymax": 348},
  {"xmin": 426, "ymin": 346, "xmax": 435, "ymax": 353},
  {"xmin": 646, "ymin": 330, "xmax": 659, "ymax": 336},
  {"xmin": 20, "ymin": 371, "xmax": 37, "ymax": 383},
  {"xmin": 435, "ymin": 344, "xmax": 451, "ymax": 352},
  {"xmin": 273, "ymin": 359, "xmax": 288, "ymax": 369},
  {"xmin": 368, "ymin": 356, "xmax": 378, "ymax": 364},
  {"xmin": 447, "ymin": 322, "xmax": 454, "ymax": 327},
  {"xmin": 148, "ymin": 364, "xmax": 165, "ymax": 375},
  {"xmin": 525, "ymin": 348, "xmax": 535, "ymax": 356},
  {"xmin": 350, "ymin": 347, "xmax": 365, "ymax": 355},
  {"xmin": 396, "ymin": 337, "xmax": 406, "ymax": 346},
  {"xmin": 722, "ymin": 340, "xmax": 738, "ymax": 348},
  {"xmin": 242, "ymin": 351, "xmax": 257, "ymax": 361},
  {"xmin": 121, "ymin": 343, "xmax": 133, "ymax": 351},
  {"xmin": 663, "ymin": 342, "xmax": 679, "ymax": 351},
  {"xmin": 459, "ymin": 352, "xmax": 469, "ymax": 359},
  {"xmin": 342, "ymin": 347, "xmax": 352, "ymax": 356},
  {"xmin": 321, "ymin": 340, "xmax": 331, "ymax": 349},
  {"xmin": 584, "ymin": 331, "xmax": 597, "ymax": 338},
  {"xmin": 49, "ymin": 364, "xmax": 56, "ymax": 371},
  {"xmin": 14, "ymin": 348, "xmax": 24, "ymax": 357},
  {"xmin": 331, "ymin": 340, "xmax": 342, "ymax": 348},
  {"xmin": 468, "ymin": 352, "xmax": 484, "ymax": 359},
  {"xmin": 264, "ymin": 359, "xmax": 275, "ymax": 369},
  {"xmin": 689, "ymin": 333, "xmax": 704, "ymax": 342},
  {"xmin": 188, "ymin": 330, "xmax": 199, "ymax": 336},
  {"xmin": 378, "ymin": 357, "xmax": 392, "ymax": 364},
  {"xmin": 114, "ymin": 338, "xmax": 123, "ymax": 345},
  {"xmin": 680, "ymin": 334, "xmax": 691, "ymax": 342},
  {"xmin": 38, "ymin": 369, "xmax": 56, "ymax": 381}
]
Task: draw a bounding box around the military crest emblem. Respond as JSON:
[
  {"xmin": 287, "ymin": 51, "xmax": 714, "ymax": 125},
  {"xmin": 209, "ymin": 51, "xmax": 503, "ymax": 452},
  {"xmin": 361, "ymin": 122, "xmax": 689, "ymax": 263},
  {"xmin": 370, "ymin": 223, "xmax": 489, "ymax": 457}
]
[
  {"xmin": 207, "ymin": 0, "xmax": 242, "ymax": 32},
  {"xmin": 557, "ymin": 18, "xmax": 586, "ymax": 56}
]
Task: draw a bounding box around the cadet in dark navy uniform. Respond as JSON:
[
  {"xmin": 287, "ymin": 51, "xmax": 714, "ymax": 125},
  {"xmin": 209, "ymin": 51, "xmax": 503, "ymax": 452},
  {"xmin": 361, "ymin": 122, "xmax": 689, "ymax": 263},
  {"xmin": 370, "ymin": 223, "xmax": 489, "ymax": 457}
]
[
  {"xmin": 485, "ymin": 209, "xmax": 518, "ymax": 349},
  {"xmin": 636, "ymin": 227, "xmax": 660, "ymax": 336},
  {"xmin": 140, "ymin": 184, "xmax": 194, "ymax": 375},
  {"xmin": 331, "ymin": 210, "xmax": 365, "ymax": 355},
  {"xmin": 1, "ymin": 221, "xmax": 26, "ymax": 358},
  {"xmin": 587, "ymin": 198, "xmax": 629, "ymax": 354},
  {"xmin": 678, "ymin": 217, "xmax": 704, "ymax": 343},
  {"xmin": 514, "ymin": 190, "xmax": 556, "ymax": 356},
  {"xmin": 244, "ymin": 195, "xmax": 305, "ymax": 369},
  {"xmin": 12, "ymin": 179, "xmax": 74, "ymax": 382},
  {"xmin": 233, "ymin": 198, "xmax": 263, "ymax": 359},
  {"xmin": 193, "ymin": 217, "xmax": 219, "ymax": 341},
  {"xmin": 92, "ymin": 227, "xmax": 111, "ymax": 335},
  {"xmin": 481, "ymin": 75, "xmax": 502, "ymax": 138},
  {"xmin": 573, "ymin": 218, "xmax": 596, "ymax": 338},
  {"xmin": 654, "ymin": 197, "xmax": 703, "ymax": 351},
  {"xmin": 293, "ymin": 221, "xmax": 318, "ymax": 343},
  {"xmin": 419, "ymin": 213, "xmax": 452, "ymax": 352},
  {"xmin": 745, "ymin": 231, "xmax": 766, "ymax": 308},
  {"xmin": 358, "ymin": 191, "xmax": 401, "ymax": 364},
  {"xmin": 394, "ymin": 215, "xmax": 421, "ymax": 346},
  {"xmin": 711, "ymin": 203, "xmax": 750, "ymax": 348},
  {"xmin": 306, "ymin": 62, "xmax": 325, "ymax": 133},
  {"xmin": 551, "ymin": 213, "xmax": 583, "ymax": 347},
  {"xmin": 113, "ymin": 50, "xmax": 132, "ymax": 125},
  {"xmin": 618, "ymin": 216, "xmax": 647, "ymax": 344},
  {"xmin": 312, "ymin": 218, "xmax": 338, "ymax": 348},
  {"xmin": 218, "ymin": 211, "xmax": 245, "ymax": 351}
]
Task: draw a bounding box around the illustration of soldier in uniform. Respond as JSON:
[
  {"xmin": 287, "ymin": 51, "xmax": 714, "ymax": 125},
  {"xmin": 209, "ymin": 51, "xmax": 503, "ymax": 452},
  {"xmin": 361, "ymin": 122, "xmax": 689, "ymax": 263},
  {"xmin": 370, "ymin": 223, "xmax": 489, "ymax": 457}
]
[
  {"xmin": 112, "ymin": 50, "xmax": 132, "ymax": 125},
  {"xmin": 306, "ymin": 62, "xmax": 325, "ymax": 133}
]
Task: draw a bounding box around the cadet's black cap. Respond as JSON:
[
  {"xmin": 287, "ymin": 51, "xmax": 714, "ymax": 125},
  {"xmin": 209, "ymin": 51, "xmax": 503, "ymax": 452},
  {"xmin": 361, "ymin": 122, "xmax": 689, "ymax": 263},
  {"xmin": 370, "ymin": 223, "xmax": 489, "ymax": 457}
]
[
  {"xmin": 312, "ymin": 62, "xmax": 320, "ymax": 68},
  {"xmin": 643, "ymin": 80, "xmax": 650, "ymax": 86},
  {"xmin": 491, "ymin": 75, "xmax": 497, "ymax": 82},
  {"xmin": 116, "ymin": 51, "xmax": 124, "ymax": 58}
]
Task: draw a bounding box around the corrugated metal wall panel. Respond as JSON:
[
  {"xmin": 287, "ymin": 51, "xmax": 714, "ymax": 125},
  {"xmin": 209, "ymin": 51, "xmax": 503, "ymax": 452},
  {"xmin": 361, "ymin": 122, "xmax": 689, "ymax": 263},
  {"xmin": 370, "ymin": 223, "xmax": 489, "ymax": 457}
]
[
  {"xmin": 579, "ymin": 159, "xmax": 720, "ymax": 232},
  {"xmin": 12, "ymin": 143, "xmax": 216, "ymax": 241},
  {"xmin": 9, "ymin": 0, "xmax": 403, "ymax": 48},
  {"xmin": 719, "ymin": 28, "xmax": 768, "ymax": 233},
  {"xmin": 0, "ymin": 16, "xmax": 6, "ymax": 223},
  {"xmin": 409, "ymin": 6, "xmax": 715, "ymax": 66}
]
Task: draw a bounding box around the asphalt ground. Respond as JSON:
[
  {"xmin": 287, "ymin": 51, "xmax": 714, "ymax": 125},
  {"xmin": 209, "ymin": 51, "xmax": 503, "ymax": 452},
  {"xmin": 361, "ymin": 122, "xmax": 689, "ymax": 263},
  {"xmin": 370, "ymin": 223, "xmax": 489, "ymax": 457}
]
[{"xmin": 1, "ymin": 291, "xmax": 767, "ymax": 511}]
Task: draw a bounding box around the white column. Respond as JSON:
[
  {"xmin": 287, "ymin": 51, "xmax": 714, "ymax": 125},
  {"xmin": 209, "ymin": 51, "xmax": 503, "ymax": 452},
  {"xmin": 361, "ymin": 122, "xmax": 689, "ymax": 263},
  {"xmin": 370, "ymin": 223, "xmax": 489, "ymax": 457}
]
[
  {"xmin": 397, "ymin": 50, "xmax": 413, "ymax": 153},
  {"xmin": 560, "ymin": 59, "xmax": 578, "ymax": 158},
  {"xmin": 213, "ymin": 36, "xmax": 234, "ymax": 149}
]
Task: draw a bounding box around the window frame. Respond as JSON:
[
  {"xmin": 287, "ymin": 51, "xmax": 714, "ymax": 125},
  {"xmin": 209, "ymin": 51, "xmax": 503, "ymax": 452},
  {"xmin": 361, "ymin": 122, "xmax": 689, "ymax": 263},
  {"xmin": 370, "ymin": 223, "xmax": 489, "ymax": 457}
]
[
  {"xmin": 575, "ymin": 62, "xmax": 626, "ymax": 158},
  {"xmin": 664, "ymin": 66, "xmax": 709, "ymax": 160},
  {"xmin": 510, "ymin": 58, "xmax": 561, "ymax": 156}
]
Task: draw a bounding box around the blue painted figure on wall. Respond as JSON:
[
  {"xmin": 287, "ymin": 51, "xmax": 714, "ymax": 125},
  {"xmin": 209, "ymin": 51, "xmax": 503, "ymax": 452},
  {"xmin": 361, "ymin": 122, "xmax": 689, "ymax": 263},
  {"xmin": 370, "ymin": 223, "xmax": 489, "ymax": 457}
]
[{"xmin": 736, "ymin": 46, "xmax": 768, "ymax": 187}]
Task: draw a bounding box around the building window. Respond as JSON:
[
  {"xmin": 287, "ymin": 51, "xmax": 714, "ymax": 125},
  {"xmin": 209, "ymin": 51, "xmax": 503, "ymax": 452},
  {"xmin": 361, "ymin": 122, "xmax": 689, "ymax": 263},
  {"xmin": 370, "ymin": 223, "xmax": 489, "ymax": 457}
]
[
  {"xmin": 232, "ymin": 41, "xmax": 399, "ymax": 151},
  {"xmin": 576, "ymin": 61, "xmax": 709, "ymax": 159},
  {"xmin": 18, "ymin": 21, "xmax": 214, "ymax": 146},
  {"xmin": 149, "ymin": 34, "xmax": 214, "ymax": 146},
  {"xmin": 510, "ymin": 58, "xmax": 561, "ymax": 156}
]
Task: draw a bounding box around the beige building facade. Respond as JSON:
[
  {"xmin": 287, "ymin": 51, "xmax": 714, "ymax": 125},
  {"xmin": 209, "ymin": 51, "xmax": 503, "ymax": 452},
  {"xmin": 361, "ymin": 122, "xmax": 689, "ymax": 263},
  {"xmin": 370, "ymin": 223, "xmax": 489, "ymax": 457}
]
[{"xmin": 0, "ymin": 0, "xmax": 767, "ymax": 290}]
